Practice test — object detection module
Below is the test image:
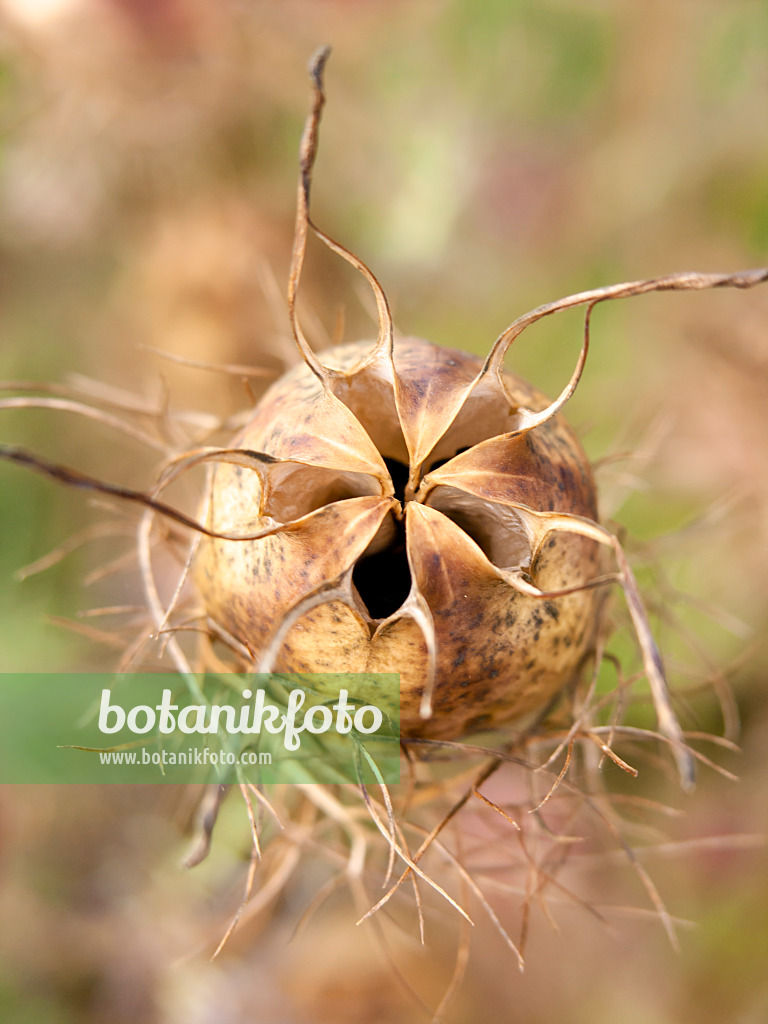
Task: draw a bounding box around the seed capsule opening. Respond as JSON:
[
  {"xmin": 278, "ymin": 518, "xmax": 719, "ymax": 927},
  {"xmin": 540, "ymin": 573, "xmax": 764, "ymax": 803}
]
[
  {"xmin": 383, "ymin": 456, "xmax": 409, "ymax": 504},
  {"xmin": 352, "ymin": 513, "xmax": 411, "ymax": 620}
]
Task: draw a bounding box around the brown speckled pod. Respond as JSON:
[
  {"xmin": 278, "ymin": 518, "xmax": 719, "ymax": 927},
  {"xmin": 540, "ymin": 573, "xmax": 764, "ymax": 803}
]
[
  {"xmin": 190, "ymin": 49, "xmax": 768, "ymax": 786},
  {"xmin": 1, "ymin": 50, "xmax": 764, "ymax": 787},
  {"xmin": 197, "ymin": 336, "xmax": 603, "ymax": 740}
]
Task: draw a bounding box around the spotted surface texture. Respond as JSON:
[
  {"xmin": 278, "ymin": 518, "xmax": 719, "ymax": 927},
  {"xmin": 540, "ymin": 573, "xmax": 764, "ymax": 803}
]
[{"xmin": 197, "ymin": 337, "xmax": 603, "ymax": 740}]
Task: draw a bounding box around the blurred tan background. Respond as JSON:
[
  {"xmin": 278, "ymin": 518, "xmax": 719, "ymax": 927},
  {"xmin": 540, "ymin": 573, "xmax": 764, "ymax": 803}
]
[{"xmin": 0, "ymin": 1, "xmax": 767, "ymax": 1021}]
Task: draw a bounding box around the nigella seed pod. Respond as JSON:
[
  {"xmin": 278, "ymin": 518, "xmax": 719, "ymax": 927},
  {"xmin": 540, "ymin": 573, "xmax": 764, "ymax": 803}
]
[
  {"xmin": 4, "ymin": 48, "xmax": 765, "ymax": 794},
  {"xmin": 191, "ymin": 46, "xmax": 751, "ymax": 788},
  {"xmin": 197, "ymin": 334, "xmax": 603, "ymax": 742}
]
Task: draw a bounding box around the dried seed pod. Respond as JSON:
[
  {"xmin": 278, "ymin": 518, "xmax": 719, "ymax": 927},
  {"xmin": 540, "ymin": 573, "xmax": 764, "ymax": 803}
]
[
  {"xmin": 197, "ymin": 333, "xmax": 604, "ymax": 741},
  {"xmin": 192, "ymin": 48, "xmax": 768, "ymax": 788},
  {"xmin": 3, "ymin": 49, "xmax": 766, "ymax": 795}
]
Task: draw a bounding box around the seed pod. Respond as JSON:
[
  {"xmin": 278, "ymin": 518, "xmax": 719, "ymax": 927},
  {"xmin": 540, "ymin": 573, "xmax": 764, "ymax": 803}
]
[
  {"xmin": 197, "ymin": 333, "xmax": 603, "ymax": 740},
  {"xmin": 3, "ymin": 49, "xmax": 765, "ymax": 792},
  {"xmin": 191, "ymin": 47, "xmax": 768, "ymax": 789}
]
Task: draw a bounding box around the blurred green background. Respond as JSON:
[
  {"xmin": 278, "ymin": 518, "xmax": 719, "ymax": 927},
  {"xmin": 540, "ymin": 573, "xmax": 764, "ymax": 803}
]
[{"xmin": 0, "ymin": 1, "xmax": 767, "ymax": 1021}]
